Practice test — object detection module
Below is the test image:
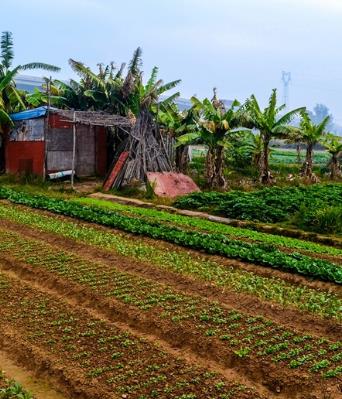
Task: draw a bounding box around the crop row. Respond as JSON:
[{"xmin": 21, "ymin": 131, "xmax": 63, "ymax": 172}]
[
  {"xmin": 0, "ymin": 188, "xmax": 340, "ymax": 284},
  {"xmin": 0, "ymin": 272, "xmax": 263, "ymax": 399},
  {"xmin": 74, "ymin": 197, "xmax": 342, "ymax": 257},
  {"xmin": 0, "ymin": 227, "xmax": 341, "ymax": 381},
  {"xmin": 0, "ymin": 203, "xmax": 340, "ymax": 320}
]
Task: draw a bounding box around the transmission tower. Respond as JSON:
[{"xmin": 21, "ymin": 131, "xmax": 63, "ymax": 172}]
[{"xmin": 282, "ymin": 71, "xmax": 291, "ymax": 107}]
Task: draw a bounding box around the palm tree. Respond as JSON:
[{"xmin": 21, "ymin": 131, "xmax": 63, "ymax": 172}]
[
  {"xmin": 0, "ymin": 31, "xmax": 60, "ymax": 130},
  {"xmin": 321, "ymin": 133, "xmax": 342, "ymax": 179},
  {"xmin": 177, "ymin": 90, "xmax": 242, "ymax": 188},
  {"xmin": 299, "ymin": 111, "xmax": 330, "ymax": 181},
  {"xmin": 242, "ymin": 89, "xmax": 304, "ymax": 184}
]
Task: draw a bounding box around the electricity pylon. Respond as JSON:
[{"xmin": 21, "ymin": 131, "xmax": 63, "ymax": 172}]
[{"xmin": 282, "ymin": 71, "xmax": 291, "ymax": 108}]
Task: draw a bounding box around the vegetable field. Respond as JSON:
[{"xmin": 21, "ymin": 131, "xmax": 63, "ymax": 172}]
[
  {"xmin": 174, "ymin": 183, "xmax": 342, "ymax": 234},
  {"xmin": 0, "ymin": 189, "xmax": 341, "ymax": 399}
]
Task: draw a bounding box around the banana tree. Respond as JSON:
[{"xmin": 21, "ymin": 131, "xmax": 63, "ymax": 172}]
[
  {"xmin": 242, "ymin": 89, "xmax": 304, "ymax": 184},
  {"xmin": 321, "ymin": 133, "xmax": 342, "ymax": 179},
  {"xmin": 177, "ymin": 94, "xmax": 242, "ymax": 188},
  {"xmin": 157, "ymin": 103, "xmax": 198, "ymax": 172},
  {"xmin": 286, "ymin": 128, "xmax": 303, "ymax": 164},
  {"xmin": 68, "ymin": 58, "xmax": 127, "ymax": 113},
  {"xmin": 299, "ymin": 111, "xmax": 330, "ymax": 181},
  {"xmin": 68, "ymin": 48, "xmax": 181, "ymax": 184},
  {"xmin": 0, "ymin": 31, "xmax": 59, "ymax": 172},
  {"xmin": 68, "ymin": 48, "xmax": 181, "ymax": 118},
  {"xmin": 51, "ymin": 79, "xmax": 93, "ymax": 110}
]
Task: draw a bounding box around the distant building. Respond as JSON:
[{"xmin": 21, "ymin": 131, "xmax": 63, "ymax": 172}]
[{"xmin": 15, "ymin": 75, "xmax": 45, "ymax": 93}]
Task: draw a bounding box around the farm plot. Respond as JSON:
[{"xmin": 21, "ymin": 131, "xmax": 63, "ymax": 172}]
[
  {"xmin": 0, "ymin": 203, "xmax": 341, "ymax": 321},
  {"xmin": 0, "ymin": 272, "xmax": 264, "ymax": 399},
  {"xmin": 0, "ymin": 193, "xmax": 341, "ymax": 398}
]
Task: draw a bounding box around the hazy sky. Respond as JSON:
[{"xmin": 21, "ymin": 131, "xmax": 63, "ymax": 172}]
[{"xmin": 5, "ymin": 0, "xmax": 342, "ymax": 122}]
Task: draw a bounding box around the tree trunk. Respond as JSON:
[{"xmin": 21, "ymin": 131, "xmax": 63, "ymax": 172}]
[
  {"xmin": 302, "ymin": 143, "xmax": 315, "ymax": 180},
  {"xmin": 0, "ymin": 134, "xmax": 4, "ymax": 173},
  {"xmin": 260, "ymin": 134, "xmax": 272, "ymax": 184},
  {"xmin": 330, "ymin": 153, "xmax": 341, "ymax": 179},
  {"xmin": 205, "ymin": 147, "xmax": 215, "ymax": 187},
  {"xmin": 210, "ymin": 145, "xmax": 226, "ymax": 189},
  {"xmin": 296, "ymin": 144, "xmax": 301, "ymax": 164},
  {"xmin": 175, "ymin": 144, "xmax": 189, "ymax": 173}
]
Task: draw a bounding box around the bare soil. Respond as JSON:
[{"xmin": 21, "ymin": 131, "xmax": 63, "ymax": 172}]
[{"xmin": 0, "ymin": 351, "xmax": 69, "ymax": 399}]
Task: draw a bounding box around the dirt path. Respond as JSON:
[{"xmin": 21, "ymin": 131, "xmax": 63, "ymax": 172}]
[{"xmin": 0, "ymin": 351, "xmax": 69, "ymax": 399}]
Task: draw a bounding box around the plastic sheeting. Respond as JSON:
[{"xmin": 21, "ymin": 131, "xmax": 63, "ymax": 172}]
[{"xmin": 10, "ymin": 106, "xmax": 49, "ymax": 121}]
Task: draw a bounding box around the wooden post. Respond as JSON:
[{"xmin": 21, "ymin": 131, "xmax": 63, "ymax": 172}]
[
  {"xmin": 43, "ymin": 76, "xmax": 52, "ymax": 180},
  {"xmin": 71, "ymin": 111, "xmax": 76, "ymax": 189}
]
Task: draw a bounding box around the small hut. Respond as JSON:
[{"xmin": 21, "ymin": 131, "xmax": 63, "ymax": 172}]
[{"xmin": 5, "ymin": 107, "xmax": 132, "ymax": 178}]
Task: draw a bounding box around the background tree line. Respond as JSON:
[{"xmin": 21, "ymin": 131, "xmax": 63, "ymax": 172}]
[{"xmin": 0, "ymin": 31, "xmax": 341, "ymax": 188}]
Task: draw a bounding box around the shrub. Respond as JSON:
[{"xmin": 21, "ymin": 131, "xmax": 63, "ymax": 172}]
[{"xmin": 296, "ymin": 206, "xmax": 342, "ymax": 235}]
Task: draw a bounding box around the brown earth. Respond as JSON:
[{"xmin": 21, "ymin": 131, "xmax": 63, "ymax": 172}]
[
  {"xmin": 0, "ymin": 351, "xmax": 69, "ymax": 399},
  {"xmin": 0, "ymin": 268, "xmax": 268, "ymax": 399},
  {"xmin": 0, "ymin": 262, "xmax": 340, "ymax": 399}
]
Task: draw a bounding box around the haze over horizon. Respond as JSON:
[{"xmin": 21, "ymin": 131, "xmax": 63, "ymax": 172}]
[{"xmin": 5, "ymin": 0, "xmax": 342, "ymax": 125}]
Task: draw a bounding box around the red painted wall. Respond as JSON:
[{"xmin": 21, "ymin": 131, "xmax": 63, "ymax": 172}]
[
  {"xmin": 48, "ymin": 113, "xmax": 73, "ymax": 129},
  {"xmin": 5, "ymin": 140, "xmax": 45, "ymax": 176}
]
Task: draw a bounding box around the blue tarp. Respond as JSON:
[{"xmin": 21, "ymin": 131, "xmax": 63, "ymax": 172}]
[{"xmin": 10, "ymin": 106, "xmax": 49, "ymax": 121}]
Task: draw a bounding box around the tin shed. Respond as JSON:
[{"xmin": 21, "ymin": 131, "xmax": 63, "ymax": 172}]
[{"xmin": 6, "ymin": 107, "xmax": 131, "ymax": 177}]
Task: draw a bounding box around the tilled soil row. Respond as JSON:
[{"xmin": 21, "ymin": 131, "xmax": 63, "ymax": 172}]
[
  {"xmin": 0, "ymin": 268, "xmax": 267, "ymax": 399},
  {"xmin": 0, "ymin": 233, "xmax": 341, "ymax": 399},
  {"xmin": 0, "ymin": 216, "xmax": 340, "ymax": 339}
]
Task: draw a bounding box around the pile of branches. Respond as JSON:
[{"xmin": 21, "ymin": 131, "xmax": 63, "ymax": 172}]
[{"xmin": 112, "ymin": 108, "xmax": 173, "ymax": 188}]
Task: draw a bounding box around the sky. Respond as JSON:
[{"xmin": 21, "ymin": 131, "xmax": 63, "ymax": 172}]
[{"xmin": 4, "ymin": 0, "xmax": 342, "ymax": 123}]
